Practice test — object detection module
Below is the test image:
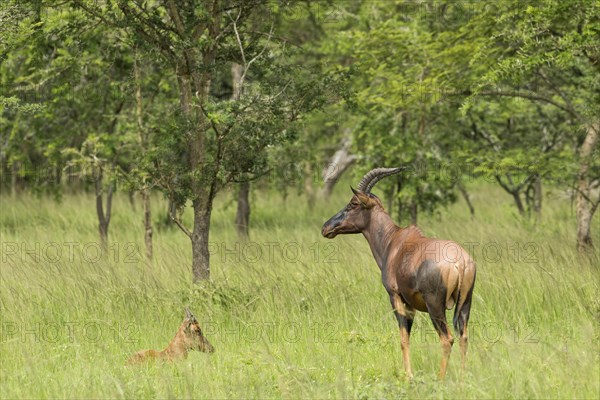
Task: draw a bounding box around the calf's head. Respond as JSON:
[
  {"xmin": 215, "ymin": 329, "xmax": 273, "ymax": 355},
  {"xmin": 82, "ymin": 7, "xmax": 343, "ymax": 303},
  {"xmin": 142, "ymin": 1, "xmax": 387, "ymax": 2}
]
[{"xmin": 182, "ymin": 308, "xmax": 214, "ymax": 353}]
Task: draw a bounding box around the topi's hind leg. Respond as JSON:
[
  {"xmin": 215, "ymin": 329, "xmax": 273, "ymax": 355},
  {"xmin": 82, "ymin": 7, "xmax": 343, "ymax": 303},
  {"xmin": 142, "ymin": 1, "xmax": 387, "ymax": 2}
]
[
  {"xmin": 453, "ymin": 286, "xmax": 474, "ymax": 375},
  {"xmin": 425, "ymin": 294, "xmax": 454, "ymax": 379}
]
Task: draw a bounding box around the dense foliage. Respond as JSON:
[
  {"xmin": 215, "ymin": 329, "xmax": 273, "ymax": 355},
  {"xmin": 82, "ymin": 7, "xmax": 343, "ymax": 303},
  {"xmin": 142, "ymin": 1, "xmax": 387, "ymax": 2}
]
[{"xmin": 1, "ymin": 0, "xmax": 598, "ymax": 270}]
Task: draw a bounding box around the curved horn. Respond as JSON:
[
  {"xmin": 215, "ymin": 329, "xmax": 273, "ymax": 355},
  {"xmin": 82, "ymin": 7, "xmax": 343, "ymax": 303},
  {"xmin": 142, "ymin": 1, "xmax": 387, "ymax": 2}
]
[{"xmin": 357, "ymin": 167, "xmax": 404, "ymax": 193}]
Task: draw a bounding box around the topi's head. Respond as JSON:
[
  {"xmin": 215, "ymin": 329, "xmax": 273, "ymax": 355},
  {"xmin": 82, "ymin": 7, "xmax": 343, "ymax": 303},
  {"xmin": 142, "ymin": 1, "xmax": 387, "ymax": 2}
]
[{"xmin": 321, "ymin": 167, "xmax": 404, "ymax": 238}]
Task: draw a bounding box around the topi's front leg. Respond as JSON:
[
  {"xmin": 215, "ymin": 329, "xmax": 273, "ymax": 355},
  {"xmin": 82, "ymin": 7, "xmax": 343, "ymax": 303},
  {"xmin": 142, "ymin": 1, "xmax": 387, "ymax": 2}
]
[{"xmin": 391, "ymin": 294, "xmax": 416, "ymax": 379}]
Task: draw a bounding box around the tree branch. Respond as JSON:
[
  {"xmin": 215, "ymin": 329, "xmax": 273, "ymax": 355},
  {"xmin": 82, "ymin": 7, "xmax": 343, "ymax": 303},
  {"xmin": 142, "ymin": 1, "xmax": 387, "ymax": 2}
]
[
  {"xmin": 469, "ymin": 115, "xmax": 501, "ymax": 152},
  {"xmin": 95, "ymin": 167, "xmax": 105, "ymax": 226},
  {"xmin": 74, "ymin": 0, "xmax": 176, "ymax": 61},
  {"xmin": 169, "ymin": 210, "xmax": 192, "ymax": 239},
  {"xmin": 165, "ymin": 0, "xmax": 186, "ymax": 39},
  {"xmin": 476, "ymin": 89, "xmax": 577, "ymax": 119},
  {"xmin": 105, "ymin": 166, "xmax": 114, "ymax": 225},
  {"xmin": 229, "ymin": 8, "xmax": 246, "ymax": 66},
  {"xmin": 117, "ymin": 3, "xmax": 177, "ymax": 60},
  {"xmin": 536, "ymin": 69, "xmax": 580, "ymax": 120},
  {"xmin": 228, "ymin": 8, "xmax": 274, "ymax": 90},
  {"xmin": 72, "ymin": 1, "xmax": 118, "ymax": 28}
]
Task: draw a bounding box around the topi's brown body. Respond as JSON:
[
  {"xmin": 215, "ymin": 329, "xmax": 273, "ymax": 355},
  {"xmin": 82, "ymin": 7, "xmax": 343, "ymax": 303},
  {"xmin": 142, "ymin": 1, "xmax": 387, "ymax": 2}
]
[{"xmin": 322, "ymin": 167, "xmax": 476, "ymax": 379}]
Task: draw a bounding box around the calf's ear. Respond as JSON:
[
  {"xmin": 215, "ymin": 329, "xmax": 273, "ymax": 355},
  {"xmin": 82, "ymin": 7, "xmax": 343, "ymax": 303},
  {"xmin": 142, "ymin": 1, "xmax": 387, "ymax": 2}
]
[{"xmin": 184, "ymin": 307, "xmax": 197, "ymax": 322}]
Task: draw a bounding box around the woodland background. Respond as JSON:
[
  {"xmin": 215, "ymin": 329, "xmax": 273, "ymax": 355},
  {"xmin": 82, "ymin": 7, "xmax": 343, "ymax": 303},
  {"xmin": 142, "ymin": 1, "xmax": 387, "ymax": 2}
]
[{"xmin": 1, "ymin": 1, "xmax": 599, "ymax": 398}]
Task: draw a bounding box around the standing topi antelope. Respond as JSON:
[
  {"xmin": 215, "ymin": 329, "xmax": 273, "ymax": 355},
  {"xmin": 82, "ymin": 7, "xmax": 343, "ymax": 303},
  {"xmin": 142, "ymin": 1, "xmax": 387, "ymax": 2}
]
[
  {"xmin": 321, "ymin": 167, "xmax": 476, "ymax": 379},
  {"xmin": 126, "ymin": 308, "xmax": 214, "ymax": 365}
]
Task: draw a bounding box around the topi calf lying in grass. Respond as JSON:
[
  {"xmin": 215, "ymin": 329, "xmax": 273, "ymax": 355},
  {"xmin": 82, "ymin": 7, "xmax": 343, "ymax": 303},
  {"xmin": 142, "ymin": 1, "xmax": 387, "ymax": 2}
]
[{"xmin": 127, "ymin": 308, "xmax": 214, "ymax": 364}]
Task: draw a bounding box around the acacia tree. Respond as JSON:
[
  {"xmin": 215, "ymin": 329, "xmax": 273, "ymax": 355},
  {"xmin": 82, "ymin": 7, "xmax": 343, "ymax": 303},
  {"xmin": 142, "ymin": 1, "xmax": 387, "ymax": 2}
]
[
  {"xmin": 130, "ymin": 47, "xmax": 155, "ymax": 259},
  {"xmin": 74, "ymin": 0, "xmax": 334, "ymax": 281},
  {"xmin": 325, "ymin": 2, "xmax": 468, "ymax": 224},
  {"xmin": 232, "ymin": 1, "xmax": 355, "ymax": 234},
  {"xmin": 1, "ymin": 2, "xmax": 74, "ymax": 198},
  {"xmin": 462, "ymin": 0, "xmax": 600, "ymax": 252},
  {"xmin": 461, "ymin": 100, "xmax": 574, "ymax": 220},
  {"xmin": 331, "ymin": 0, "xmax": 599, "ymax": 251},
  {"xmin": 2, "ymin": 2, "xmax": 136, "ymax": 246}
]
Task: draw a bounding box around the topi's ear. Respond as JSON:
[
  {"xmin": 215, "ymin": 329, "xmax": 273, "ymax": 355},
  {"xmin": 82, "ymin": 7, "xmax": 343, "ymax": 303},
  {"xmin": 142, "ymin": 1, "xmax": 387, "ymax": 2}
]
[{"xmin": 351, "ymin": 187, "xmax": 375, "ymax": 208}]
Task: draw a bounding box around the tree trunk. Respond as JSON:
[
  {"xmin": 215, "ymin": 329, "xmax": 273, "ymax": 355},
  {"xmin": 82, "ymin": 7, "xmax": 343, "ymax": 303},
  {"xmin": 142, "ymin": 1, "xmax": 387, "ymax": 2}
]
[
  {"xmin": 409, "ymin": 201, "xmax": 418, "ymax": 225},
  {"xmin": 385, "ymin": 184, "xmax": 394, "ymax": 218},
  {"xmin": 187, "ymin": 55, "xmax": 216, "ymax": 281},
  {"xmin": 192, "ymin": 202, "xmax": 212, "ymax": 281},
  {"xmin": 109, "ymin": 0, "xmax": 221, "ymax": 281},
  {"xmin": 142, "ymin": 189, "xmax": 153, "ymax": 260},
  {"xmin": 95, "ymin": 167, "xmax": 113, "ymax": 249},
  {"xmin": 576, "ymin": 123, "xmax": 599, "ymax": 253},
  {"xmin": 235, "ymin": 181, "xmax": 250, "ymax": 239},
  {"xmin": 231, "ymin": 62, "xmax": 243, "ymax": 100},
  {"xmin": 173, "ymin": 54, "xmax": 212, "ymax": 281},
  {"xmin": 95, "ymin": 171, "xmax": 105, "ymax": 244},
  {"xmin": 166, "ymin": 198, "xmax": 177, "ymax": 226},
  {"xmin": 320, "ymin": 135, "xmax": 356, "ymax": 198},
  {"xmin": 98, "ymin": 222, "xmax": 108, "ymax": 248},
  {"xmin": 134, "ymin": 50, "xmax": 152, "ymax": 260},
  {"xmin": 512, "ymin": 191, "xmax": 525, "ymax": 216},
  {"xmin": 304, "ymin": 161, "xmax": 315, "ymax": 209},
  {"xmin": 457, "ymin": 181, "xmax": 475, "ymax": 217},
  {"xmin": 189, "ymin": 142, "xmax": 212, "ymax": 282},
  {"xmin": 495, "ymin": 175, "xmax": 526, "ymax": 216},
  {"xmin": 128, "ymin": 191, "xmax": 136, "ymax": 211},
  {"xmin": 54, "ymin": 164, "xmax": 62, "ymax": 186},
  {"xmin": 525, "ymin": 174, "xmax": 542, "ymax": 223},
  {"xmin": 11, "ymin": 161, "xmax": 19, "ymax": 197},
  {"xmin": 576, "ymin": 202, "xmax": 594, "ymax": 252},
  {"xmin": 534, "ymin": 177, "xmax": 542, "ymax": 218},
  {"xmin": 231, "ymin": 62, "xmax": 251, "ymax": 239},
  {"xmin": 0, "ymin": 163, "xmax": 7, "ymax": 195},
  {"xmin": 397, "ymin": 178, "xmax": 404, "ymax": 224}
]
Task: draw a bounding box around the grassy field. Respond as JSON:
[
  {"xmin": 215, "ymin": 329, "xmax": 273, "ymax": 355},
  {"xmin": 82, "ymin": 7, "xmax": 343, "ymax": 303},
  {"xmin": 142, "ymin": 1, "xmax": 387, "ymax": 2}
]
[{"xmin": 1, "ymin": 180, "xmax": 598, "ymax": 399}]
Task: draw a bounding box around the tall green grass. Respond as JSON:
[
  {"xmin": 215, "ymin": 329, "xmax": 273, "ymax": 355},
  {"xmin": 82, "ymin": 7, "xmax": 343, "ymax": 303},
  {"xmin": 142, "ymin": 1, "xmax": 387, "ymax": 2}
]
[{"xmin": 1, "ymin": 181, "xmax": 598, "ymax": 399}]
